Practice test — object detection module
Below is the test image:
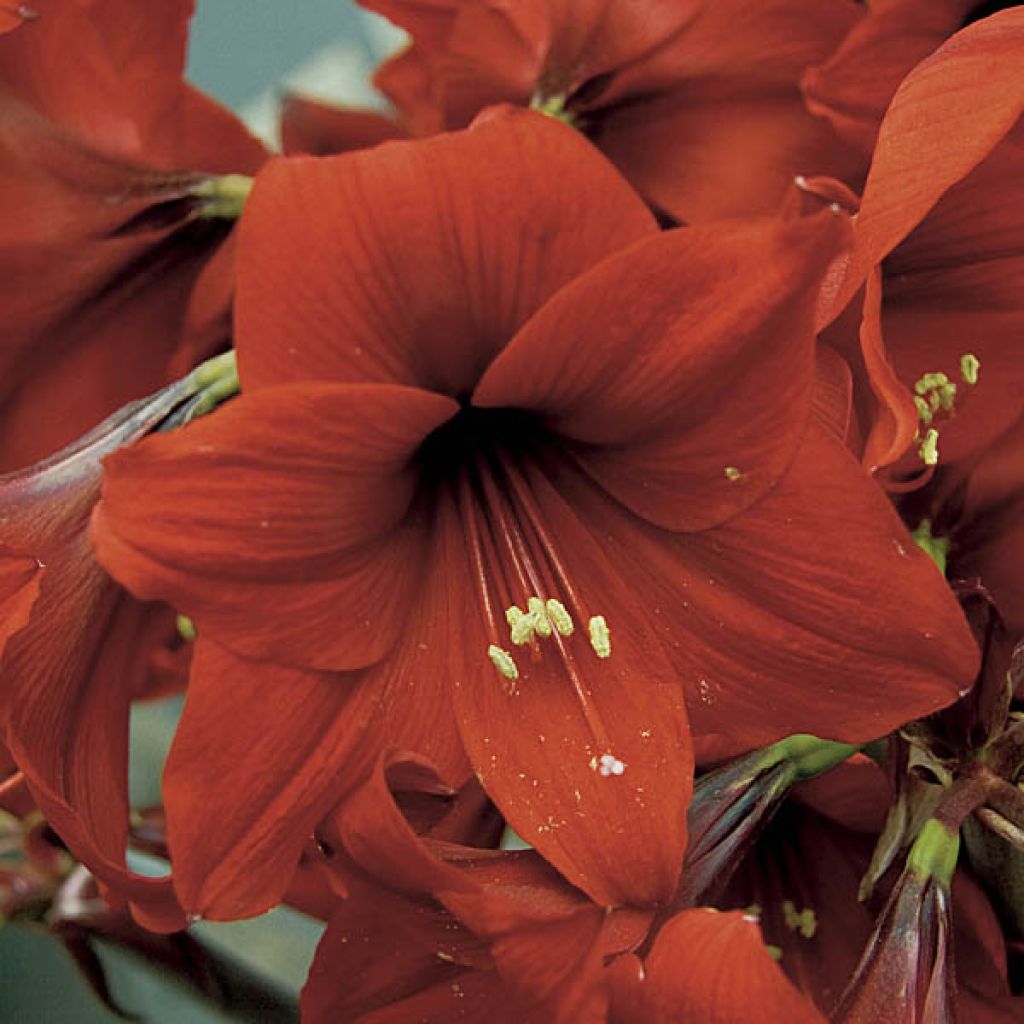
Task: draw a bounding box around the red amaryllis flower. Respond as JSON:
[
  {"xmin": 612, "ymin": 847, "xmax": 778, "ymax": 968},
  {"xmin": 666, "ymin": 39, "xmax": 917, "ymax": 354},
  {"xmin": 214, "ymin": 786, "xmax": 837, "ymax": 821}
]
[
  {"xmin": 0, "ymin": 365, "xmax": 237, "ymax": 931},
  {"xmin": 0, "ymin": 0, "xmax": 265, "ymax": 469},
  {"xmin": 824, "ymin": 9, "xmax": 1024, "ymax": 473},
  {"xmin": 93, "ymin": 107, "xmax": 976, "ymax": 921},
  {"xmin": 722, "ymin": 766, "xmax": 1022, "ymax": 1021},
  {"xmin": 304, "ymin": 0, "xmax": 865, "ymax": 223},
  {"xmin": 302, "ymin": 750, "xmax": 826, "ymax": 1023}
]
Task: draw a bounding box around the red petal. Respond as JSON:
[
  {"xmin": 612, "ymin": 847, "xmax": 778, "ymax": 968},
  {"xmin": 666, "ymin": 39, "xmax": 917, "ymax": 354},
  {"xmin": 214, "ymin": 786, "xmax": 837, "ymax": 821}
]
[
  {"xmin": 859, "ymin": 266, "xmax": 920, "ymax": 471},
  {"xmin": 443, "ymin": 469, "xmax": 693, "ymax": 907},
  {"xmin": 302, "ymin": 882, "xmax": 502, "ymax": 1024},
  {"xmin": 332, "ymin": 751, "xmax": 477, "ymax": 898},
  {"xmin": 163, "ymin": 640, "xmax": 383, "ymax": 919},
  {"xmin": 597, "ymin": 0, "xmax": 863, "ymax": 223},
  {"xmin": 373, "ymin": 43, "xmax": 447, "ymax": 136},
  {"xmin": 487, "ymin": 905, "xmax": 611, "ymax": 1023},
  {"xmin": 864, "ymin": 137, "xmax": 1024, "ymax": 467},
  {"xmin": 0, "ymin": 380, "xmax": 215, "ymax": 930},
  {"xmin": 802, "ymin": 0, "xmax": 974, "ymax": 154},
  {"xmin": 280, "ymin": 94, "xmax": 406, "ymax": 155},
  {"xmin": 476, "ymin": 212, "xmax": 851, "ymax": 532},
  {"xmin": 0, "ymin": 552, "xmax": 41, "ymax": 661},
  {"xmin": 601, "ymin": 91, "xmax": 862, "ymax": 225},
  {"xmin": 5, "ymin": 580, "xmax": 184, "ymax": 930},
  {"xmin": 554, "ymin": 423, "xmax": 976, "ymax": 747},
  {"xmin": 164, "ymin": 532, "xmax": 473, "ymax": 919},
  {"xmin": 235, "ymin": 107, "xmax": 656, "ymax": 395},
  {"xmin": 0, "ymin": 1, "xmax": 263, "ymax": 171},
  {"xmin": 854, "ymin": 9, "xmax": 1024, "ymax": 267},
  {"xmin": 93, "ymin": 383, "xmax": 455, "ymax": 671},
  {"xmin": 435, "ymin": 0, "xmax": 705, "ymax": 128},
  {"xmin": 0, "ymin": 113, "xmax": 237, "ymax": 467},
  {"xmin": 631, "ymin": 909, "xmax": 825, "ymax": 1023}
]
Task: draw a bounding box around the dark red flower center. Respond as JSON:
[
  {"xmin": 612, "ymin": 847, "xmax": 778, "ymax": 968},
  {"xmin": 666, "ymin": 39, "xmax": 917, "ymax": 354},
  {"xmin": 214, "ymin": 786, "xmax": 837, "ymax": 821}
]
[{"xmin": 418, "ymin": 404, "xmax": 625, "ymax": 776}]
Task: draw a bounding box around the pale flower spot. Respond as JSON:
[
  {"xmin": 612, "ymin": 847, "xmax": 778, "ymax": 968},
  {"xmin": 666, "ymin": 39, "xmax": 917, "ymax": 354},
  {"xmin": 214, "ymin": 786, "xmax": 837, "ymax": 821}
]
[{"xmin": 597, "ymin": 753, "xmax": 626, "ymax": 777}]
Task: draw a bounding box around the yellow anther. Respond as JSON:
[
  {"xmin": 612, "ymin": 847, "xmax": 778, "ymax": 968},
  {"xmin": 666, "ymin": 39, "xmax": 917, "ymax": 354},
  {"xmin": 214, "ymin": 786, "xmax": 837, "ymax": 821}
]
[
  {"xmin": 487, "ymin": 644, "xmax": 519, "ymax": 681},
  {"xmin": 724, "ymin": 466, "xmax": 742, "ymax": 481},
  {"xmin": 913, "ymin": 396, "xmax": 933, "ymax": 426},
  {"xmin": 527, "ymin": 596, "xmax": 552, "ymax": 637},
  {"xmin": 545, "ymin": 598, "xmax": 574, "ymax": 636},
  {"xmin": 960, "ymin": 352, "xmax": 980, "ymax": 386},
  {"xmin": 506, "ymin": 606, "xmax": 537, "ymax": 646},
  {"xmin": 918, "ymin": 428, "xmax": 939, "ymax": 466},
  {"xmin": 588, "ymin": 615, "xmax": 611, "ymax": 658},
  {"xmin": 914, "ymin": 371, "xmax": 949, "ymax": 396},
  {"xmin": 782, "ymin": 900, "xmax": 818, "ymax": 939}
]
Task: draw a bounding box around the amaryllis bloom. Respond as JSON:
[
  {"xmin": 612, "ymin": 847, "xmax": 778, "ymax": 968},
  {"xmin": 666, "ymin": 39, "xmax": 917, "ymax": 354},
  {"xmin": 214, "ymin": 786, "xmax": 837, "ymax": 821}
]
[
  {"xmin": 824, "ymin": 9, "xmax": 1024, "ymax": 473},
  {"xmin": 0, "ymin": 0, "xmax": 265, "ymax": 469},
  {"xmin": 298, "ymin": 0, "xmax": 865, "ymax": 223},
  {"xmin": 722, "ymin": 766, "xmax": 1021, "ymax": 1021},
  {"xmin": 94, "ymin": 108, "xmax": 976, "ymax": 921},
  {"xmin": 0, "ymin": 361, "xmax": 238, "ymax": 931},
  {"xmin": 302, "ymin": 750, "xmax": 827, "ymax": 1024}
]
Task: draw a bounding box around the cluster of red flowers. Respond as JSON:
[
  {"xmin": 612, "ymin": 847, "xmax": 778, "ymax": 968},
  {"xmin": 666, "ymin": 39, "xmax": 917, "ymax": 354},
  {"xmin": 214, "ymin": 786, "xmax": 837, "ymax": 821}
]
[{"xmin": 0, "ymin": 1, "xmax": 1021, "ymax": 1020}]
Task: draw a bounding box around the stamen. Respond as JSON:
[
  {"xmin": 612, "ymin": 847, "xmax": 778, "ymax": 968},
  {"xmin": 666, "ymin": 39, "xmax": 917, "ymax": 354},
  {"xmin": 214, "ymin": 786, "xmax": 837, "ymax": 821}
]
[
  {"xmin": 918, "ymin": 428, "xmax": 939, "ymax": 467},
  {"xmin": 960, "ymin": 352, "xmax": 980, "ymax": 386},
  {"xmin": 500, "ymin": 461, "xmax": 588, "ymax": 626},
  {"xmin": 913, "ymin": 395, "xmax": 933, "ymax": 426},
  {"xmin": 545, "ymin": 598, "xmax": 574, "ymax": 636},
  {"xmin": 724, "ymin": 466, "xmax": 742, "ymax": 481},
  {"xmin": 526, "ymin": 596, "xmax": 552, "ymax": 637},
  {"xmin": 506, "ymin": 604, "xmax": 537, "ymax": 646},
  {"xmin": 467, "ymin": 454, "xmax": 617, "ymax": 760},
  {"xmin": 488, "ymin": 644, "xmax": 519, "ymax": 681},
  {"xmin": 782, "ymin": 900, "xmax": 818, "ymax": 939},
  {"xmin": 914, "ymin": 371, "xmax": 949, "ymax": 395},
  {"xmin": 588, "ymin": 615, "xmax": 611, "ymax": 658}
]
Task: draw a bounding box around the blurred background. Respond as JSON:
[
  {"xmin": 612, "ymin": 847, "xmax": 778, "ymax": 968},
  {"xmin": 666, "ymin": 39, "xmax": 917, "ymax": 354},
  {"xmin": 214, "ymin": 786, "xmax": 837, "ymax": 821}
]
[{"xmin": 0, "ymin": 3, "xmax": 400, "ymax": 1020}]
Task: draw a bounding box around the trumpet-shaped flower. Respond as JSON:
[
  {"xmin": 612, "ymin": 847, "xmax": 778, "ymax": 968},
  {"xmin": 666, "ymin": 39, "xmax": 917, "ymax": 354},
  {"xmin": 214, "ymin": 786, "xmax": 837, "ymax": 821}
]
[{"xmin": 93, "ymin": 108, "xmax": 976, "ymax": 920}]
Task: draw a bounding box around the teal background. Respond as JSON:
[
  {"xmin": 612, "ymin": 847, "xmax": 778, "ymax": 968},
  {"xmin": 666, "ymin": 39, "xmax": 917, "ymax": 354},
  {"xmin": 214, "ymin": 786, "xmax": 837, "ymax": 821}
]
[{"xmin": 2, "ymin": 3, "xmax": 396, "ymax": 1019}]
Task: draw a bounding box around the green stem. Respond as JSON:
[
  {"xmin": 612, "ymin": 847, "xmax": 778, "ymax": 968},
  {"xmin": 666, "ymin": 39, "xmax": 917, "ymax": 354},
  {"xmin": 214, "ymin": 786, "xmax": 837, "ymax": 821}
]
[
  {"xmin": 769, "ymin": 734, "xmax": 860, "ymax": 781},
  {"xmin": 907, "ymin": 818, "xmax": 960, "ymax": 886},
  {"xmin": 157, "ymin": 351, "xmax": 239, "ymax": 432}
]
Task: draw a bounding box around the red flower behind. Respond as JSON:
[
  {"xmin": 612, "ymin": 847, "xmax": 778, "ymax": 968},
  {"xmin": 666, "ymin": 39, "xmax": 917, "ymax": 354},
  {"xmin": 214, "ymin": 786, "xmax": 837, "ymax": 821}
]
[
  {"xmin": 295, "ymin": 0, "xmax": 865, "ymax": 223},
  {"xmin": 823, "ymin": 9, "xmax": 1024, "ymax": 473},
  {"xmin": 0, "ymin": 373, "xmax": 230, "ymax": 931},
  {"xmin": 302, "ymin": 750, "xmax": 826, "ymax": 1024},
  {"xmin": 93, "ymin": 108, "xmax": 976, "ymax": 921},
  {"xmin": 0, "ymin": 0, "xmax": 266, "ymax": 469}
]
